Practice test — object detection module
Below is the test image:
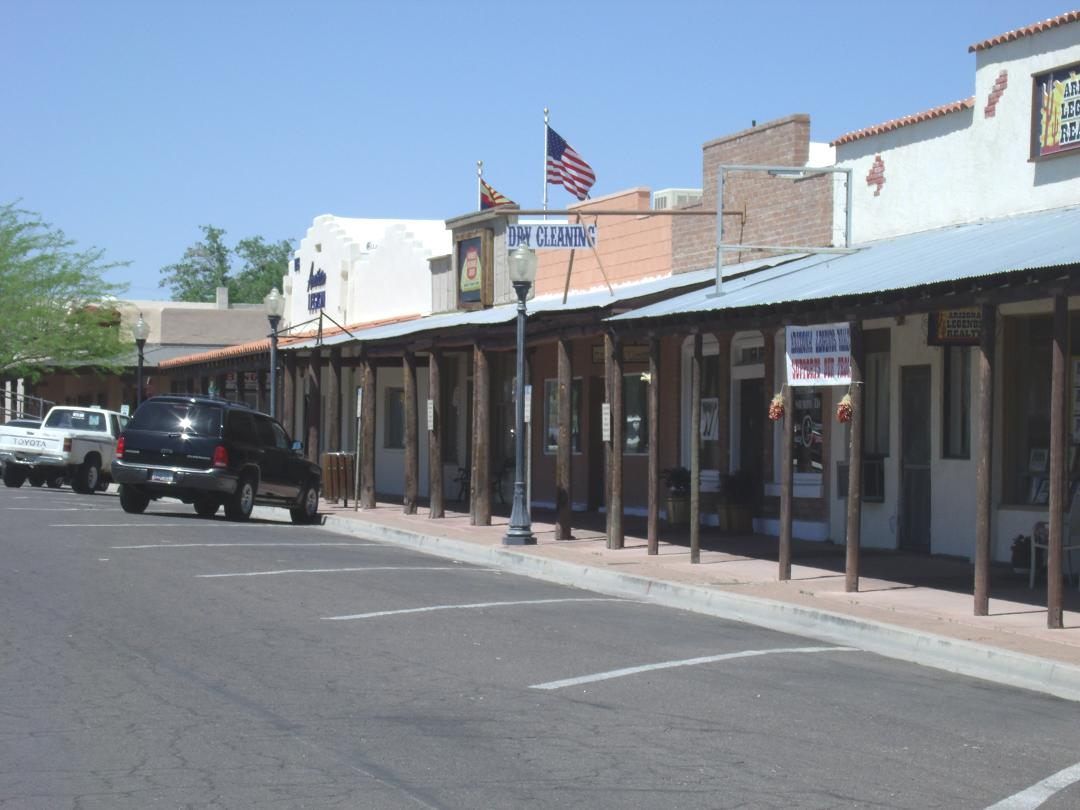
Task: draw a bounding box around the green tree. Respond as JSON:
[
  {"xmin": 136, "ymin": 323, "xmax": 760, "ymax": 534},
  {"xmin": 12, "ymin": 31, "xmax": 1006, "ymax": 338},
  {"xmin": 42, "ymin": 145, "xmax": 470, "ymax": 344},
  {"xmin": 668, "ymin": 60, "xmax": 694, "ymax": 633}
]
[
  {"xmin": 159, "ymin": 224, "xmax": 231, "ymax": 303},
  {"xmin": 0, "ymin": 203, "xmax": 128, "ymax": 380},
  {"xmin": 159, "ymin": 226, "xmax": 293, "ymax": 304},
  {"xmin": 231, "ymin": 236, "xmax": 294, "ymax": 304}
]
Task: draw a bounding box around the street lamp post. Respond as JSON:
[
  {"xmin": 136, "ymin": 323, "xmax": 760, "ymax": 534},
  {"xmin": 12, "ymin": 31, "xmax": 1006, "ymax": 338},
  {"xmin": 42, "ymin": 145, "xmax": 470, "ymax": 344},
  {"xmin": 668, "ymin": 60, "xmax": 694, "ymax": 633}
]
[
  {"xmin": 503, "ymin": 246, "xmax": 538, "ymax": 546},
  {"xmin": 264, "ymin": 287, "xmax": 285, "ymax": 419},
  {"xmin": 132, "ymin": 314, "xmax": 150, "ymax": 407}
]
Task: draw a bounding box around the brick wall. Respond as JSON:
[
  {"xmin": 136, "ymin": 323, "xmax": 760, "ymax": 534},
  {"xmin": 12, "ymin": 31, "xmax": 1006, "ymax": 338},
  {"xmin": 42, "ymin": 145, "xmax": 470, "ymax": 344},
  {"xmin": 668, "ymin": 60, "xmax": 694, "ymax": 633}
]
[{"xmin": 672, "ymin": 114, "xmax": 835, "ymax": 274}]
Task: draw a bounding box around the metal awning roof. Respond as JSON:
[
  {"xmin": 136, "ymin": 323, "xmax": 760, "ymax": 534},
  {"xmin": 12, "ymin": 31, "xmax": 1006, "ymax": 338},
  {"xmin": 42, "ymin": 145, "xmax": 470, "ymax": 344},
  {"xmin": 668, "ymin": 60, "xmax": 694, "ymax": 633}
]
[
  {"xmin": 609, "ymin": 204, "xmax": 1080, "ymax": 323},
  {"xmin": 284, "ymin": 254, "xmax": 798, "ymax": 352}
]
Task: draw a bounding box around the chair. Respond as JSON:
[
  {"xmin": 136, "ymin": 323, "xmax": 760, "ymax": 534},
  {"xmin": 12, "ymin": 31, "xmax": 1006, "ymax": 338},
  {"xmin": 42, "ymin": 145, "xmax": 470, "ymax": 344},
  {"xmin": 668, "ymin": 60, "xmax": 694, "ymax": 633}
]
[{"xmin": 1030, "ymin": 490, "xmax": 1080, "ymax": 590}]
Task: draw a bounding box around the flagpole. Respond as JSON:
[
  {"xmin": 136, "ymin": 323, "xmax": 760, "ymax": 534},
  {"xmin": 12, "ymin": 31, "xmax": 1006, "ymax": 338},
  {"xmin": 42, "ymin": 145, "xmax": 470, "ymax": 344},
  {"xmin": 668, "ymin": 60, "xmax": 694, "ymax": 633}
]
[
  {"xmin": 543, "ymin": 107, "xmax": 549, "ymax": 218},
  {"xmin": 477, "ymin": 160, "xmax": 483, "ymax": 211}
]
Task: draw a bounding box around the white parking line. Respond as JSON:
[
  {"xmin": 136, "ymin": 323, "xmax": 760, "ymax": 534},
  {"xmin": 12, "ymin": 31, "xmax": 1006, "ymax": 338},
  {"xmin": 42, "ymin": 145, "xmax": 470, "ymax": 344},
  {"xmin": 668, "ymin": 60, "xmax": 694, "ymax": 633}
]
[
  {"xmin": 529, "ymin": 646, "xmax": 861, "ymax": 690},
  {"xmin": 113, "ymin": 542, "xmax": 381, "ymax": 549},
  {"xmin": 323, "ymin": 597, "xmax": 624, "ymax": 621},
  {"xmin": 986, "ymin": 761, "xmax": 1080, "ymax": 809},
  {"xmin": 198, "ymin": 565, "xmax": 497, "ymax": 578},
  {"xmin": 55, "ymin": 523, "xmax": 248, "ymax": 528},
  {"xmin": 8, "ymin": 507, "xmax": 84, "ymax": 512}
]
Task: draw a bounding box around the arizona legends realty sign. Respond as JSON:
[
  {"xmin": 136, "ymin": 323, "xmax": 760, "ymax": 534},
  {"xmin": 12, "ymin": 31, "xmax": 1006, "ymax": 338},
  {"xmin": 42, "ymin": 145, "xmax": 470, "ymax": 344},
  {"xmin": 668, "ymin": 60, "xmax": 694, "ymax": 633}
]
[
  {"xmin": 507, "ymin": 222, "xmax": 598, "ymax": 250},
  {"xmin": 786, "ymin": 323, "xmax": 852, "ymax": 387}
]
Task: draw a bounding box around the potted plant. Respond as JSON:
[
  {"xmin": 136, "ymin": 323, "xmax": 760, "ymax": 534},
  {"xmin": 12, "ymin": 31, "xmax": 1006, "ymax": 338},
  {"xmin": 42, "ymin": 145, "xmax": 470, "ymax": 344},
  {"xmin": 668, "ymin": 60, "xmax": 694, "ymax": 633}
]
[{"xmin": 661, "ymin": 466, "xmax": 691, "ymax": 525}]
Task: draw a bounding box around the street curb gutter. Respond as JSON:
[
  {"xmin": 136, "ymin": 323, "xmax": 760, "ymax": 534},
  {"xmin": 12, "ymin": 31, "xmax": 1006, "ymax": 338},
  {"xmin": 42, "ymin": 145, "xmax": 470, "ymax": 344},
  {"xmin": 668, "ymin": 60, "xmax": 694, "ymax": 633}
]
[{"xmin": 313, "ymin": 512, "xmax": 1080, "ymax": 704}]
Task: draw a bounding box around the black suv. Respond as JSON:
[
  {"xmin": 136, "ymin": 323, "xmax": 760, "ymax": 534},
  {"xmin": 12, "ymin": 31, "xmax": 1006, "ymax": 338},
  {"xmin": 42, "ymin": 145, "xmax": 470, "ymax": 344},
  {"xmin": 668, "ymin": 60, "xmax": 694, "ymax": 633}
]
[{"xmin": 113, "ymin": 395, "xmax": 321, "ymax": 524}]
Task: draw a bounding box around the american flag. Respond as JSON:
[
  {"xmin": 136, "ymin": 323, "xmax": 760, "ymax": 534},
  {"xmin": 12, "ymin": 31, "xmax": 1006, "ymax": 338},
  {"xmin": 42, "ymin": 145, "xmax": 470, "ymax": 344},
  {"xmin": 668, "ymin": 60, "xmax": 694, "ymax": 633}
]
[
  {"xmin": 546, "ymin": 126, "xmax": 596, "ymax": 201},
  {"xmin": 479, "ymin": 178, "xmax": 515, "ymax": 210}
]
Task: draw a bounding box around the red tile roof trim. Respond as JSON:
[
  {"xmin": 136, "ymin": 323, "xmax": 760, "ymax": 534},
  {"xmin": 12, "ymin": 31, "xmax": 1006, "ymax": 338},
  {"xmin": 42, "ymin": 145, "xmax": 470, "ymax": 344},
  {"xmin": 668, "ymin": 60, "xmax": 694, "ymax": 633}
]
[
  {"xmin": 969, "ymin": 11, "xmax": 1080, "ymax": 52},
  {"xmin": 158, "ymin": 313, "xmax": 422, "ymax": 369},
  {"xmin": 831, "ymin": 98, "xmax": 974, "ymax": 146}
]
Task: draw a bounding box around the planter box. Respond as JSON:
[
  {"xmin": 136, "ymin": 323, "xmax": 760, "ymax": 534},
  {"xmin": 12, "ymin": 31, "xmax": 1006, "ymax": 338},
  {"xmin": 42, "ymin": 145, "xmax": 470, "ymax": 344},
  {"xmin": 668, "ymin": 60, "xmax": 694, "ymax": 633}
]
[
  {"xmin": 666, "ymin": 496, "xmax": 690, "ymax": 526},
  {"xmin": 717, "ymin": 503, "xmax": 754, "ymax": 534}
]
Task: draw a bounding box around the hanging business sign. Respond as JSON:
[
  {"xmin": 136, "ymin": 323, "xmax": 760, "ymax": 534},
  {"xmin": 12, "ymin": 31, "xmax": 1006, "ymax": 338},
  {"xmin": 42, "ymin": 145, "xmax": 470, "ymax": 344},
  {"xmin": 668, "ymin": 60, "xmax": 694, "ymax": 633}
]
[
  {"xmin": 1033, "ymin": 62, "xmax": 1080, "ymax": 159},
  {"xmin": 507, "ymin": 222, "xmax": 598, "ymax": 250},
  {"xmin": 458, "ymin": 238, "xmax": 483, "ymax": 295},
  {"xmin": 785, "ymin": 323, "xmax": 851, "ymax": 386},
  {"xmin": 927, "ymin": 308, "xmax": 981, "ymax": 345}
]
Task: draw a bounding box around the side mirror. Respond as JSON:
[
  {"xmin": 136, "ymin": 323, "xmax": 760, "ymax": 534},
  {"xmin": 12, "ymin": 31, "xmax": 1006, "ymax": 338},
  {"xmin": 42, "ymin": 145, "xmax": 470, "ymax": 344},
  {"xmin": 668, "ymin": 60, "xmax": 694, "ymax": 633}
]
[{"xmin": 291, "ymin": 440, "xmax": 304, "ymax": 455}]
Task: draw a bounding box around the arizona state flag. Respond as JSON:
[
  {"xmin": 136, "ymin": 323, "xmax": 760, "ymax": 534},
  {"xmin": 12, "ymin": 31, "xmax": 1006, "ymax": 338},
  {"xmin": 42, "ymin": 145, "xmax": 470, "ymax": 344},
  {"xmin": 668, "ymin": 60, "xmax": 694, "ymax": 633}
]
[{"xmin": 480, "ymin": 179, "xmax": 515, "ymax": 210}]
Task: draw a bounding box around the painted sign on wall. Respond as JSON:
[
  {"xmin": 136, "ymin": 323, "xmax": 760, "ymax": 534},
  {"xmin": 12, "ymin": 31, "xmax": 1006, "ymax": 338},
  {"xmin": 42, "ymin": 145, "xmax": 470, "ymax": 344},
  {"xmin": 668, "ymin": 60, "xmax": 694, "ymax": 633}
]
[
  {"xmin": 785, "ymin": 323, "xmax": 851, "ymax": 386},
  {"xmin": 1034, "ymin": 63, "xmax": 1080, "ymax": 159},
  {"xmin": 927, "ymin": 308, "xmax": 981, "ymax": 345},
  {"xmin": 507, "ymin": 222, "xmax": 598, "ymax": 250}
]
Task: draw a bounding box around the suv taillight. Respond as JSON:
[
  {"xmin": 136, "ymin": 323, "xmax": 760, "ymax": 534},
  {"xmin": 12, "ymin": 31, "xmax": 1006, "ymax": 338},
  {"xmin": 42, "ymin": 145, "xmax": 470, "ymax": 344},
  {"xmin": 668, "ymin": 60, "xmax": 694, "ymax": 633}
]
[
  {"xmin": 63, "ymin": 437, "xmax": 72, "ymax": 453},
  {"xmin": 212, "ymin": 445, "xmax": 229, "ymax": 468},
  {"xmin": 115, "ymin": 436, "xmax": 125, "ymax": 460}
]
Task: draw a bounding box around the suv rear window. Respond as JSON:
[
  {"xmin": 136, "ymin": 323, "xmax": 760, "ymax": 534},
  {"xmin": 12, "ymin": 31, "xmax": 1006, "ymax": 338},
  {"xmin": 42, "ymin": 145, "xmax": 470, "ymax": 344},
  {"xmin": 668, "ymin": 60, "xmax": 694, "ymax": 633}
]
[
  {"xmin": 129, "ymin": 402, "xmax": 223, "ymax": 437},
  {"xmin": 45, "ymin": 410, "xmax": 108, "ymax": 432}
]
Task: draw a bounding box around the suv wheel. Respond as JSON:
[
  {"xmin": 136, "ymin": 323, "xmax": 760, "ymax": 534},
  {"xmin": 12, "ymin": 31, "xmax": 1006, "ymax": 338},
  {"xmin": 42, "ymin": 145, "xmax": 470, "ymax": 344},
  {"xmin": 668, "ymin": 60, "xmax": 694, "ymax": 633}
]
[
  {"xmin": 193, "ymin": 495, "xmax": 219, "ymax": 518},
  {"xmin": 73, "ymin": 459, "xmax": 101, "ymax": 494},
  {"xmin": 225, "ymin": 476, "xmax": 255, "ymax": 522},
  {"xmin": 28, "ymin": 470, "xmax": 45, "ymax": 487},
  {"xmin": 119, "ymin": 485, "xmax": 150, "ymax": 514},
  {"xmin": 290, "ymin": 481, "xmax": 320, "ymax": 525},
  {"xmin": 46, "ymin": 472, "xmax": 65, "ymax": 489},
  {"xmin": 2, "ymin": 465, "xmax": 26, "ymax": 488}
]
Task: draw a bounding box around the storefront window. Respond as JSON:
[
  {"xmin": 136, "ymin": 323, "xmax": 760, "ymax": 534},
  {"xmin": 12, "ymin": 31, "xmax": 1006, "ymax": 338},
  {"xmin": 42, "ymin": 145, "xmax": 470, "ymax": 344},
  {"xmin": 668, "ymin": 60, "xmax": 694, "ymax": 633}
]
[
  {"xmin": 792, "ymin": 389, "xmax": 823, "ymax": 474},
  {"xmin": 943, "ymin": 346, "xmax": 970, "ymax": 459},
  {"xmin": 623, "ymin": 373, "xmax": 649, "ymax": 455},
  {"xmin": 1002, "ymin": 314, "xmax": 1080, "ymax": 504},
  {"xmin": 543, "ymin": 378, "xmax": 582, "ymax": 454},
  {"xmin": 384, "ymin": 387, "xmax": 405, "ymax": 450}
]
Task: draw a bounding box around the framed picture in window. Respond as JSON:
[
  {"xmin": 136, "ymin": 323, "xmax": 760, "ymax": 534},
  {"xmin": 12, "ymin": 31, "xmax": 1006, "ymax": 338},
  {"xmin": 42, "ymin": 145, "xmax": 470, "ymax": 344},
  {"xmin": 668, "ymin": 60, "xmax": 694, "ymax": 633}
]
[
  {"xmin": 1035, "ymin": 477, "xmax": 1051, "ymax": 505},
  {"xmin": 700, "ymin": 398, "xmax": 719, "ymax": 441},
  {"xmin": 1029, "ymin": 447, "xmax": 1049, "ymax": 473}
]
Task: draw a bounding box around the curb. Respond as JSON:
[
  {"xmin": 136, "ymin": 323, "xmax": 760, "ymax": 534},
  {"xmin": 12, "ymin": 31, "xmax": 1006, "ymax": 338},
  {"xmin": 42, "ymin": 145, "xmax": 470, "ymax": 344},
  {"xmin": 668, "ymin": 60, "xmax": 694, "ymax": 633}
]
[{"xmin": 311, "ymin": 511, "xmax": 1080, "ymax": 704}]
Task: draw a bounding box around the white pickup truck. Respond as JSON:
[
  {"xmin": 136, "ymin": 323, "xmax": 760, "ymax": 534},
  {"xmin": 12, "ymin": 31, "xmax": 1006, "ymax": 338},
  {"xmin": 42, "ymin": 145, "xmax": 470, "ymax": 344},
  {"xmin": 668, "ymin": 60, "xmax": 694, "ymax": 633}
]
[{"xmin": 0, "ymin": 406, "xmax": 129, "ymax": 493}]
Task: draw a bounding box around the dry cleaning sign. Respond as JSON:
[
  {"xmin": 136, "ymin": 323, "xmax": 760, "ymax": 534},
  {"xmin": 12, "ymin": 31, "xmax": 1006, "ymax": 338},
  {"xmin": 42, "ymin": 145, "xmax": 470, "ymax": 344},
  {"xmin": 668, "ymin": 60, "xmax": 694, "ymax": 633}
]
[{"xmin": 786, "ymin": 323, "xmax": 851, "ymax": 387}]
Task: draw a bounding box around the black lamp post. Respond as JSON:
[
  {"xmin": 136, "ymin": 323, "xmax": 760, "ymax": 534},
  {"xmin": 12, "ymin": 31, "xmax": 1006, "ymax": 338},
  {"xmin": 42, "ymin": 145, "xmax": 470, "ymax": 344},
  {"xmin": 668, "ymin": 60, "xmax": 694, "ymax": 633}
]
[
  {"xmin": 264, "ymin": 287, "xmax": 285, "ymax": 419},
  {"xmin": 503, "ymin": 245, "xmax": 538, "ymax": 545},
  {"xmin": 133, "ymin": 314, "xmax": 150, "ymax": 407}
]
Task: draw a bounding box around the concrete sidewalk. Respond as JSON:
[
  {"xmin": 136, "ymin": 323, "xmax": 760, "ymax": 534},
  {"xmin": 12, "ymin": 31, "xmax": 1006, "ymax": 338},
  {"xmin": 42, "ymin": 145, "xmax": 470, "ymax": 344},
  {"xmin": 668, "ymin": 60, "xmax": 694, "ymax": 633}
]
[{"xmin": 311, "ymin": 498, "xmax": 1080, "ymax": 703}]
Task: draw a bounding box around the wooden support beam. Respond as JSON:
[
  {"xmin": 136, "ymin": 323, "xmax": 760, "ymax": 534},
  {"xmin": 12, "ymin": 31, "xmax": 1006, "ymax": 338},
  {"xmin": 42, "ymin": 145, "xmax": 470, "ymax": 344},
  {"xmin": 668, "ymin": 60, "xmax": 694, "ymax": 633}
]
[
  {"xmin": 605, "ymin": 331, "xmax": 624, "ymax": 549},
  {"xmin": 428, "ymin": 349, "xmax": 444, "ymax": 519},
  {"xmin": 360, "ymin": 357, "xmax": 376, "ymax": 509},
  {"xmin": 403, "ymin": 349, "xmax": 418, "ymax": 515},
  {"xmin": 305, "ymin": 348, "xmax": 321, "ymax": 464},
  {"xmin": 471, "ymin": 344, "xmax": 492, "ymax": 526},
  {"xmin": 328, "ymin": 347, "xmax": 342, "ymax": 452},
  {"xmin": 779, "ymin": 384, "xmax": 794, "ymax": 582},
  {"xmin": 647, "ymin": 335, "xmax": 660, "ymax": 555},
  {"xmin": 556, "ymin": 338, "xmax": 573, "ymax": 540},
  {"xmin": 1048, "ymin": 295, "xmax": 1068, "ymax": 629},
  {"xmin": 845, "ymin": 321, "xmax": 864, "ymax": 593},
  {"xmin": 283, "ymin": 354, "xmax": 296, "ymax": 439},
  {"xmin": 974, "ymin": 304, "xmax": 996, "ymax": 615},
  {"xmin": 690, "ymin": 333, "xmax": 702, "ymax": 564}
]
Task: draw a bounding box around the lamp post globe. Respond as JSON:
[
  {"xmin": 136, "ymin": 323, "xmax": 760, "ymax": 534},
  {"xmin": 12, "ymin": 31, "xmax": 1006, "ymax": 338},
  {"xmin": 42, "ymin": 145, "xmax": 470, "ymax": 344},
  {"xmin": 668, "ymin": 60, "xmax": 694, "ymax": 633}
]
[
  {"xmin": 132, "ymin": 314, "xmax": 151, "ymax": 407},
  {"xmin": 503, "ymin": 246, "xmax": 538, "ymax": 546},
  {"xmin": 264, "ymin": 288, "xmax": 285, "ymax": 419}
]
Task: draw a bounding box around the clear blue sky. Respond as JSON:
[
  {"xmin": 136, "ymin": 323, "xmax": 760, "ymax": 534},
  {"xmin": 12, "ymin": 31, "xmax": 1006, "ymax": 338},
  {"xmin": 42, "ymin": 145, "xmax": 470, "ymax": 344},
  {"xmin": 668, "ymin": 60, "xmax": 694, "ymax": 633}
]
[{"xmin": 1, "ymin": 0, "xmax": 1069, "ymax": 299}]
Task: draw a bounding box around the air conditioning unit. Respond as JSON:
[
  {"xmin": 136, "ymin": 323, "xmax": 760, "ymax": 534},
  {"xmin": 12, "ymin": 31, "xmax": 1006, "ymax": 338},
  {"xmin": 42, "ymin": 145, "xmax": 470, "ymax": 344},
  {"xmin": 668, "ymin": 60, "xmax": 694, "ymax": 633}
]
[{"xmin": 652, "ymin": 187, "xmax": 703, "ymax": 210}]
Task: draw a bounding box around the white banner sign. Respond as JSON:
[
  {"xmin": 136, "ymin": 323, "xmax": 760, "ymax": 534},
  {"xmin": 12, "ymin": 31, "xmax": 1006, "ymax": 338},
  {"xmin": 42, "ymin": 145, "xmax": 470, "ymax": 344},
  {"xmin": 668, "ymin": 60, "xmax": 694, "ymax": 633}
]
[
  {"xmin": 507, "ymin": 222, "xmax": 598, "ymax": 250},
  {"xmin": 786, "ymin": 323, "xmax": 851, "ymax": 387}
]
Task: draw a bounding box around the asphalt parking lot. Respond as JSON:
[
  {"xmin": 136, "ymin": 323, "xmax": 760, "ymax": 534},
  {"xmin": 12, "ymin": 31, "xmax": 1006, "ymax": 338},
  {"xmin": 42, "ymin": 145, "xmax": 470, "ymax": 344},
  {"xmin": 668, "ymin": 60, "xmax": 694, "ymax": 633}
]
[{"xmin": 2, "ymin": 484, "xmax": 1080, "ymax": 809}]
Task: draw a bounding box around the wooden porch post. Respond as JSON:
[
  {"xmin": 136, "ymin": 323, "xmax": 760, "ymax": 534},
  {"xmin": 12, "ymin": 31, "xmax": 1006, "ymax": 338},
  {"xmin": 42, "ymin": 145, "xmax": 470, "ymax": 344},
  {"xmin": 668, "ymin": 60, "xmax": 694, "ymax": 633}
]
[
  {"xmin": 974, "ymin": 304, "xmax": 996, "ymax": 616},
  {"xmin": 690, "ymin": 332, "xmax": 702, "ymax": 564},
  {"xmin": 845, "ymin": 320, "xmax": 864, "ymax": 593},
  {"xmin": 779, "ymin": 329, "xmax": 793, "ymax": 580},
  {"xmin": 306, "ymin": 349, "xmax": 321, "ymax": 464},
  {"xmin": 471, "ymin": 344, "xmax": 492, "ymax": 526},
  {"xmin": 605, "ymin": 331, "xmax": 624, "ymax": 549},
  {"xmin": 360, "ymin": 356, "xmax": 376, "ymax": 509},
  {"xmin": 556, "ymin": 338, "xmax": 573, "ymax": 540},
  {"xmin": 428, "ymin": 349, "xmax": 444, "ymax": 519},
  {"xmin": 328, "ymin": 347, "xmax": 342, "ymax": 452},
  {"xmin": 647, "ymin": 334, "xmax": 660, "ymax": 555},
  {"xmin": 283, "ymin": 354, "xmax": 296, "ymax": 437},
  {"xmin": 403, "ymin": 349, "xmax": 418, "ymax": 515},
  {"xmin": 1048, "ymin": 294, "xmax": 1069, "ymax": 629}
]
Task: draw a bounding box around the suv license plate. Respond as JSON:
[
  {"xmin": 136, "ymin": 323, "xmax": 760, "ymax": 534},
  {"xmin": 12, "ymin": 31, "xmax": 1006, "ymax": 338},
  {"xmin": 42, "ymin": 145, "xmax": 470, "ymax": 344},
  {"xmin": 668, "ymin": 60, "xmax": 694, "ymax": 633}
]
[{"xmin": 150, "ymin": 470, "xmax": 175, "ymax": 484}]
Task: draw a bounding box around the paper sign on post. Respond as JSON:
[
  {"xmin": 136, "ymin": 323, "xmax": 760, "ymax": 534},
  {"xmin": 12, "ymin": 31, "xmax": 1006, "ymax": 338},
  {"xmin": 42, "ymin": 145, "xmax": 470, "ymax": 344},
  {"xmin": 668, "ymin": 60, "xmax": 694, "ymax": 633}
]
[
  {"xmin": 523, "ymin": 385, "xmax": 532, "ymax": 424},
  {"xmin": 601, "ymin": 402, "xmax": 611, "ymax": 442},
  {"xmin": 427, "ymin": 399, "xmax": 434, "ymax": 431}
]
